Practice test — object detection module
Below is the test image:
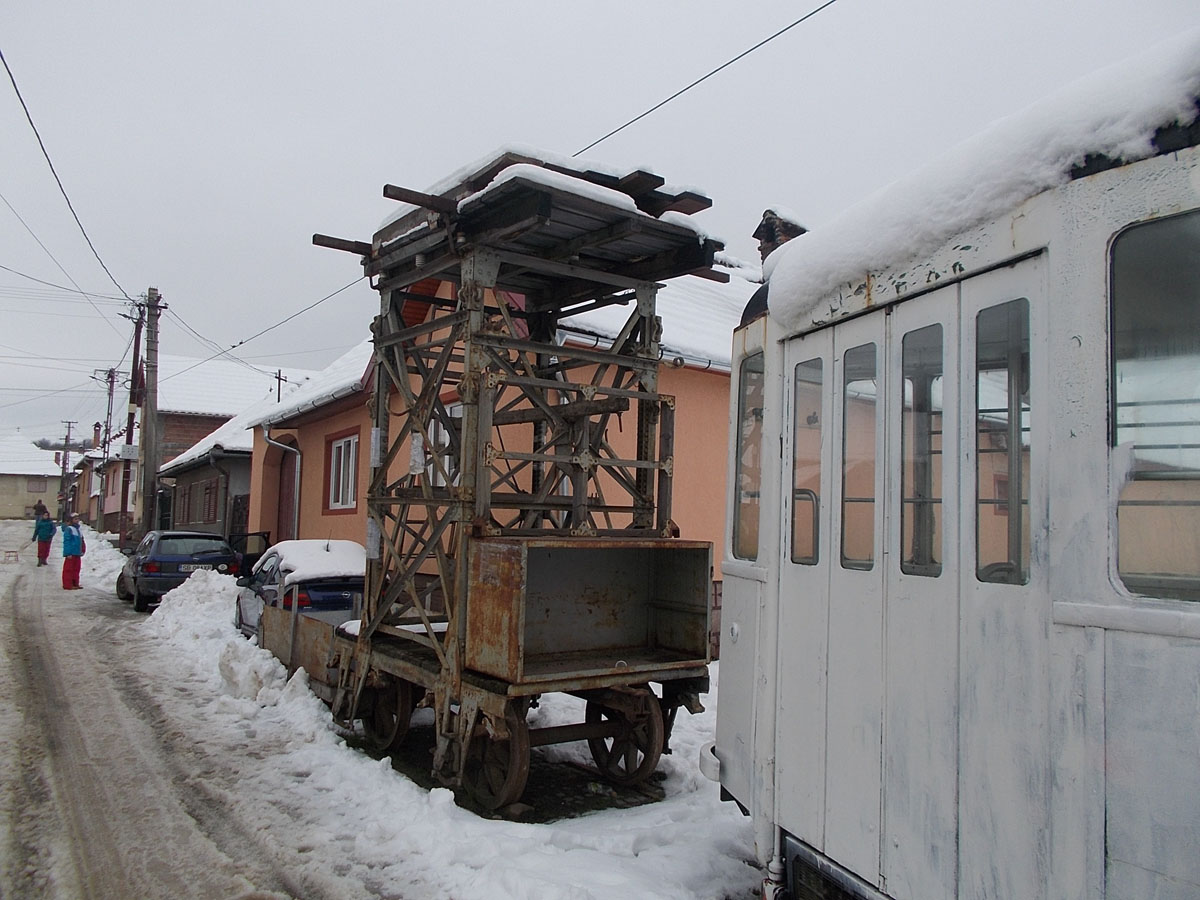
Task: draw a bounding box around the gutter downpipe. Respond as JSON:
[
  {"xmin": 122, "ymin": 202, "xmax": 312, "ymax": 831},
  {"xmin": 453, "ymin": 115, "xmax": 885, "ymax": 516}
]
[
  {"xmin": 262, "ymin": 425, "xmax": 300, "ymax": 542},
  {"xmin": 206, "ymin": 447, "xmax": 232, "ymax": 540}
]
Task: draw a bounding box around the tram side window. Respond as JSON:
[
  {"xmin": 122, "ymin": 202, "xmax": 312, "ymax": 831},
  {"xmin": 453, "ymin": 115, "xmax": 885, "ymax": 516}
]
[
  {"xmin": 792, "ymin": 359, "xmax": 822, "ymax": 564},
  {"xmin": 976, "ymin": 299, "xmax": 1031, "ymax": 584},
  {"xmin": 734, "ymin": 353, "xmax": 765, "ymax": 560},
  {"xmin": 902, "ymin": 325, "xmax": 944, "ymax": 576},
  {"xmin": 841, "ymin": 343, "xmax": 877, "ymax": 570},
  {"xmin": 1111, "ymin": 210, "xmax": 1200, "ymax": 602}
]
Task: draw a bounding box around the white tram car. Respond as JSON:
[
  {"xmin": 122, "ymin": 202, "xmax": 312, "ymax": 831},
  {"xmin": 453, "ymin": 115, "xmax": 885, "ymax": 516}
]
[{"xmin": 710, "ymin": 40, "xmax": 1200, "ymax": 900}]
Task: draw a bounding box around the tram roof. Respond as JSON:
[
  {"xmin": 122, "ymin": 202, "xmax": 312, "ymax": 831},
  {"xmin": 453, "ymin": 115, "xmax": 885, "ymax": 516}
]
[{"xmin": 764, "ymin": 29, "xmax": 1200, "ymax": 333}]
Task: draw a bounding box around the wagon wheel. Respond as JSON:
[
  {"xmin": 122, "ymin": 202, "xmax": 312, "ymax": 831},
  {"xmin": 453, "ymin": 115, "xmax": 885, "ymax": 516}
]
[
  {"xmin": 463, "ymin": 702, "xmax": 530, "ymax": 810},
  {"xmin": 585, "ymin": 688, "xmax": 664, "ymax": 786},
  {"xmin": 361, "ymin": 677, "xmax": 415, "ymax": 751}
]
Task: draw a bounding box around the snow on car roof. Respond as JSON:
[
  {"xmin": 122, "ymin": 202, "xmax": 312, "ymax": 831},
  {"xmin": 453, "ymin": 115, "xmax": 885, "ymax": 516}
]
[
  {"xmin": 267, "ymin": 539, "xmax": 366, "ymax": 586},
  {"xmin": 765, "ymin": 29, "xmax": 1200, "ymax": 331}
]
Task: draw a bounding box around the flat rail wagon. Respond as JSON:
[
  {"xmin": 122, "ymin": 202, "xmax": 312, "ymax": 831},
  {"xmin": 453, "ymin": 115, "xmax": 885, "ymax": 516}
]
[{"xmin": 306, "ymin": 150, "xmax": 725, "ymax": 808}]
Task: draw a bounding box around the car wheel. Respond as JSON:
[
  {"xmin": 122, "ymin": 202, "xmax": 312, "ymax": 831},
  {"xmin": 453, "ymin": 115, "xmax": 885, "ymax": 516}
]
[{"xmin": 116, "ymin": 573, "xmax": 132, "ymax": 602}]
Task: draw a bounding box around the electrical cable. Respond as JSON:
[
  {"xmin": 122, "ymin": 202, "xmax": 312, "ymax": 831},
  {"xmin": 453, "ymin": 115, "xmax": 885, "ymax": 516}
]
[
  {"xmin": 0, "ymin": 189, "xmax": 126, "ymax": 337},
  {"xmin": 0, "ymin": 262, "xmax": 125, "ymax": 299},
  {"xmin": 0, "ymin": 44, "xmax": 134, "ymax": 302},
  {"xmin": 574, "ymin": 0, "xmax": 843, "ymax": 157},
  {"xmin": 162, "ymin": 276, "xmax": 366, "ymax": 383}
]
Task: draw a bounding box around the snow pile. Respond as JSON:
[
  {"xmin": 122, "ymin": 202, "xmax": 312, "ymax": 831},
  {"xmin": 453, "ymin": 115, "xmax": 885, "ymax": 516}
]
[
  {"xmin": 130, "ymin": 572, "xmax": 755, "ymax": 899},
  {"xmin": 766, "ymin": 28, "xmax": 1200, "ymax": 329},
  {"xmin": 79, "ymin": 525, "xmax": 126, "ymax": 589},
  {"xmin": 268, "ymin": 538, "xmax": 366, "ymax": 586}
]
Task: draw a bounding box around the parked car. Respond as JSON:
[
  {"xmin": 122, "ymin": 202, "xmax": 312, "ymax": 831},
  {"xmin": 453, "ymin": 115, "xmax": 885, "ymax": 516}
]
[
  {"xmin": 233, "ymin": 539, "xmax": 365, "ymax": 640},
  {"xmin": 116, "ymin": 530, "xmax": 239, "ymax": 613}
]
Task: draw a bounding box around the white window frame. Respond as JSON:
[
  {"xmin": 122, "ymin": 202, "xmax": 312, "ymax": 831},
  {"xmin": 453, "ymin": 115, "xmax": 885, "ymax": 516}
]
[{"xmin": 329, "ymin": 434, "xmax": 358, "ymax": 510}]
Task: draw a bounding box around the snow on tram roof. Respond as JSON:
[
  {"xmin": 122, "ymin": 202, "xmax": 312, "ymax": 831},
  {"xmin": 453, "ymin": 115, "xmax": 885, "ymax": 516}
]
[{"xmin": 765, "ymin": 29, "xmax": 1200, "ymax": 331}]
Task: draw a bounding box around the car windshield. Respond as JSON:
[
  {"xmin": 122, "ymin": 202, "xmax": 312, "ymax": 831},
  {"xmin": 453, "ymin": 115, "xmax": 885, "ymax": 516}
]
[{"xmin": 156, "ymin": 537, "xmax": 231, "ymax": 556}]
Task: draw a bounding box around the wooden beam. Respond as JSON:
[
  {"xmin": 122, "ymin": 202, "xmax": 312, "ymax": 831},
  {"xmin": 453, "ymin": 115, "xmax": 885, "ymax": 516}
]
[
  {"xmin": 491, "ymin": 396, "xmax": 630, "ymax": 427},
  {"xmin": 312, "ymin": 233, "xmax": 371, "ymax": 256},
  {"xmin": 688, "ymin": 267, "xmax": 731, "ymax": 283},
  {"xmin": 382, "ymin": 184, "xmax": 457, "ymax": 215},
  {"xmin": 637, "ymin": 190, "xmax": 712, "ymax": 216},
  {"xmin": 617, "ymin": 170, "xmax": 666, "ymax": 197}
]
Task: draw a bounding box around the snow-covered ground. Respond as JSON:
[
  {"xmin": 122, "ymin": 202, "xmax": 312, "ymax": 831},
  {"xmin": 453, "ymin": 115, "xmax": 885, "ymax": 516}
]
[{"xmin": 7, "ymin": 525, "xmax": 757, "ymax": 899}]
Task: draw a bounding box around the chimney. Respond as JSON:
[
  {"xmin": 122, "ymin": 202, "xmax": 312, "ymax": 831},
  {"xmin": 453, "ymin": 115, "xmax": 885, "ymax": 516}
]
[
  {"xmin": 93, "ymin": 422, "xmax": 102, "ymax": 448},
  {"xmin": 753, "ymin": 208, "xmax": 808, "ymax": 262}
]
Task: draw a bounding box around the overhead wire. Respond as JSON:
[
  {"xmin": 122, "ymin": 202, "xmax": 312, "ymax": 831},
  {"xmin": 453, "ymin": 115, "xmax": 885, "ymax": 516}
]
[
  {"xmin": 0, "ymin": 189, "xmax": 128, "ymax": 337},
  {"xmin": 0, "ymin": 262, "xmax": 125, "ymax": 299},
  {"xmin": 573, "ymin": 0, "xmax": 844, "ymax": 157},
  {"xmin": 0, "ymin": 44, "xmax": 135, "ymax": 303}
]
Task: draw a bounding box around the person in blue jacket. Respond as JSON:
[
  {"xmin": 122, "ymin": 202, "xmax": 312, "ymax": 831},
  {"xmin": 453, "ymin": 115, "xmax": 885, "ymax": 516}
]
[
  {"xmin": 61, "ymin": 513, "xmax": 85, "ymax": 589},
  {"xmin": 31, "ymin": 511, "xmax": 56, "ymax": 566}
]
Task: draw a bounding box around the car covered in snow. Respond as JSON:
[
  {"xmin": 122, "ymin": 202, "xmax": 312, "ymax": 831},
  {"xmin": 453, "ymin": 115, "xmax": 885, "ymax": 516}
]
[
  {"xmin": 233, "ymin": 539, "xmax": 365, "ymax": 640},
  {"xmin": 117, "ymin": 530, "xmax": 239, "ymax": 613}
]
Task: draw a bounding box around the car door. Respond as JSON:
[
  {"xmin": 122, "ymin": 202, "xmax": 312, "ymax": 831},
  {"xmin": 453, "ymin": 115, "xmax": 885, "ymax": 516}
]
[{"xmin": 238, "ymin": 553, "xmax": 279, "ymax": 633}]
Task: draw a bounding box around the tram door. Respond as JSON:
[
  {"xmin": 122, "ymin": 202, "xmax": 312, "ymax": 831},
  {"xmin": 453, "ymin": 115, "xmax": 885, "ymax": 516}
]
[{"xmin": 775, "ymin": 286, "xmax": 961, "ymax": 897}]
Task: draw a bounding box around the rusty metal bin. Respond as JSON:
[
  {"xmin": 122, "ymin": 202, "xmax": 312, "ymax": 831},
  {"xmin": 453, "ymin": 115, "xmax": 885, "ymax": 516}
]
[{"xmin": 465, "ymin": 537, "xmax": 712, "ymax": 685}]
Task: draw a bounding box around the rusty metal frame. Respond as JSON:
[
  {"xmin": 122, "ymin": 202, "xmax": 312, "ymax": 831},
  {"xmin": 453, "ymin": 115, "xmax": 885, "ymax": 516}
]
[{"xmin": 322, "ymin": 157, "xmax": 722, "ymax": 795}]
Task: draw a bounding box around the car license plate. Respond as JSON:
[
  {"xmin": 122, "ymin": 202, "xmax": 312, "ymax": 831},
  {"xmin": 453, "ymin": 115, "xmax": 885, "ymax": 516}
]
[{"xmin": 179, "ymin": 563, "xmax": 213, "ymax": 572}]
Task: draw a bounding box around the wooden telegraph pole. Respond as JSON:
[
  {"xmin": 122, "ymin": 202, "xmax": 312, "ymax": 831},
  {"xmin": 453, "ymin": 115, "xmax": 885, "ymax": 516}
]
[
  {"xmin": 140, "ymin": 288, "xmax": 163, "ymax": 534},
  {"xmin": 118, "ymin": 302, "xmax": 145, "ymax": 550}
]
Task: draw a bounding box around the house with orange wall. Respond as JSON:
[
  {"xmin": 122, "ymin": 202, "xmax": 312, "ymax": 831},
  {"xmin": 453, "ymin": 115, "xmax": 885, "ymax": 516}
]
[{"xmin": 244, "ymin": 272, "xmax": 756, "ymax": 586}]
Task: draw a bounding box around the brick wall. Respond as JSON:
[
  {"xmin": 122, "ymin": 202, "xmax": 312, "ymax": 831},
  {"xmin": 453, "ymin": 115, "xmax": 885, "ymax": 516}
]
[{"xmin": 160, "ymin": 414, "xmax": 230, "ymax": 464}]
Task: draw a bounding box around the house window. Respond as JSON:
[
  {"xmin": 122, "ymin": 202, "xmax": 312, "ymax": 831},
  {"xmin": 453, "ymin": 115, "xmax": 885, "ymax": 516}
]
[
  {"xmin": 27, "ymin": 478, "xmax": 47, "ymax": 493},
  {"xmin": 1111, "ymin": 210, "xmax": 1200, "ymax": 602},
  {"xmin": 202, "ymin": 478, "xmax": 217, "ymax": 523},
  {"xmin": 328, "ymin": 432, "xmax": 359, "ymax": 511}
]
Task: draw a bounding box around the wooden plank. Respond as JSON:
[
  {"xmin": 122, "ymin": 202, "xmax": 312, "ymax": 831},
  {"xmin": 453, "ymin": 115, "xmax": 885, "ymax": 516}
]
[
  {"xmin": 637, "ymin": 190, "xmax": 712, "ymax": 216},
  {"xmin": 382, "ymin": 183, "xmax": 457, "ymax": 215},
  {"xmin": 312, "ymin": 233, "xmax": 371, "ymax": 256}
]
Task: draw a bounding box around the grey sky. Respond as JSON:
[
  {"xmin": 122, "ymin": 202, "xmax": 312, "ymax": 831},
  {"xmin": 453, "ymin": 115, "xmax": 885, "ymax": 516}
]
[{"xmin": 2, "ymin": 0, "xmax": 1196, "ymax": 441}]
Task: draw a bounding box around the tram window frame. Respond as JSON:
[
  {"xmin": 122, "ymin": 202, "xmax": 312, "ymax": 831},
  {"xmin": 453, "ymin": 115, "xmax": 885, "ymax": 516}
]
[
  {"xmin": 841, "ymin": 343, "xmax": 877, "ymax": 570},
  {"xmin": 901, "ymin": 324, "xmax": 944, "ymax": 577},
  {"xmin": 733, "ymin": 353, "xmax": 765, "ymax": 561},
  {"xmin": 975, "ymin": 298, "xmax": 1031, "ymax": 585},
  {"xmin": 792, "ymin": 358, "xmax": 822, "ymax": 565},
  {"xmin": 1110, "ymin": 209, "xmax": 1200, "ymax": 603}
]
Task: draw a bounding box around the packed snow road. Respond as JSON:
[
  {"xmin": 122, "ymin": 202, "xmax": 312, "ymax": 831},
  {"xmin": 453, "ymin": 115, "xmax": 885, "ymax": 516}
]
[{"xmin": 0, "ymin": 522, "xmax": 757, "ymax": 900}]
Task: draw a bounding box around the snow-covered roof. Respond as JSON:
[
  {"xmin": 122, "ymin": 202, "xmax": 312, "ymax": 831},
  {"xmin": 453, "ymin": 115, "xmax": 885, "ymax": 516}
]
[
  {"xmin": 766, "ymin": 29, "xmax": 1200, "ymax": 331},
  {"xmin": 0, "ymin": 433, "xmax": 61, "ymax": 477},
  {"xmin": 380, "ymin": 144, "xmax": 707, "ymax": 233},
  {"xmin": 157, "ymin": 354, "xmax": 318, "ymax": 418},
  {"xmin": 264, "ymin": 539, "xmax": 366, "ymax": 587},
  {"xmin": 562, "ymin": 263, "xmax": 759, "ymax": 371},
  {"xmin": 253, "ymin": 340, "xmax": 374, "ymax": 428}
]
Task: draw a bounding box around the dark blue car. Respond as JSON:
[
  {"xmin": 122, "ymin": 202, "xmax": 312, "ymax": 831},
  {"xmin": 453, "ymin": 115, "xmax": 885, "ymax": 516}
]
[{"xmin": 117, "ymin": 530, "xmax": 239, "ymax": 612}]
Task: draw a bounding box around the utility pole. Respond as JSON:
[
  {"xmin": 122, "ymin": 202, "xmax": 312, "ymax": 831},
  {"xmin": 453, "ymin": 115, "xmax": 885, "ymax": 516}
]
[
  {"xmin": 119, "ymin": 302, "xmax": 145, "ymax": 550},
  {"xmin": 59, "ymin": 420, "xmax": 76, "ymax": 518},
  {"xmin": 140, "ymin": 288, "xmax": 164, "ymax": 534},
  {"xmin": 275, "ymin": 368, "xmax": 288, "ymax": 402},
  {"xmin": 92, "ymin": 366, "xmax": 117, "ymax": 528}
]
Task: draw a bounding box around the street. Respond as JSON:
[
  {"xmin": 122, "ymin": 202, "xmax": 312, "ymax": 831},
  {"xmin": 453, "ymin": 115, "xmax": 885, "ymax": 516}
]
[{"xmin": 0, "ymin": 522, "xmax": 756, "ymax": 900}]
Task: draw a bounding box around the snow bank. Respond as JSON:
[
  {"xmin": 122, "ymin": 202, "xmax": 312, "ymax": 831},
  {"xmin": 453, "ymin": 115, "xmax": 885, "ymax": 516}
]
[
  {"xmin": 765, "ymin": 28, "xmax": 1200, "ymax": 330},
  {"xmin": 129, "ymin": 568, "xmax": 755, "ymax": 899}
]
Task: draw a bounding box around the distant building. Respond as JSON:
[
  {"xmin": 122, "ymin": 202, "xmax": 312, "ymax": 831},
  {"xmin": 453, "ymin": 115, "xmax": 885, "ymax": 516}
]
[{"xmin": 0, "ymin": 433, "xmax": 62, "ymax": 520}]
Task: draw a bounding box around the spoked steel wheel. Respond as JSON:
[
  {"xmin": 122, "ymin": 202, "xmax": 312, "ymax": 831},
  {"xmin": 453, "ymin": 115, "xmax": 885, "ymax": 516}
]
[
  {"xmin": 361, "ymin": 678, "xmax": 415, "ymax": 751},
  {"xmin": 463, "ymin": 702, "xmax": 530, "ymax": 810},
  {"xmin": 585, "ymin": 687, "xmax": 664, "ymax": 786}
]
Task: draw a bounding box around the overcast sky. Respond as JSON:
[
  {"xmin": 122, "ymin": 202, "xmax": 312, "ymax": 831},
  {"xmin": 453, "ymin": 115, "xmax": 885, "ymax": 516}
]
[{"xmin": 2, "ymin": 0, "xmax": 1197, "ymax": 442}]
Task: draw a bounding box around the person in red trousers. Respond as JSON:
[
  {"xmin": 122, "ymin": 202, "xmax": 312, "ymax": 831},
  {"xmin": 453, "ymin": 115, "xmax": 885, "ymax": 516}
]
[
  {"xmin": 61, "ymin": 513, "xmax": 85, "ymax": 590},
  {"xmin": 31, "ymin": 511, "xmax": 56, "ymax": 566}
]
